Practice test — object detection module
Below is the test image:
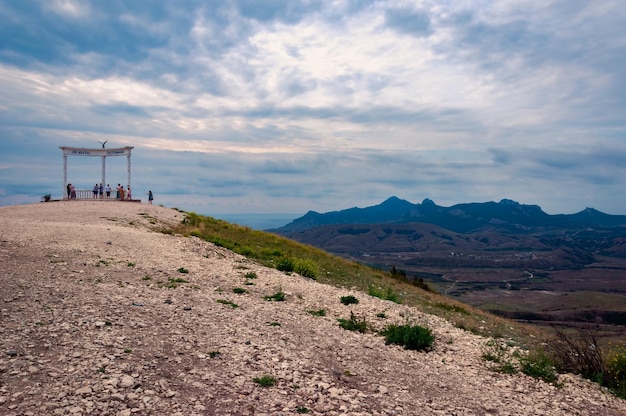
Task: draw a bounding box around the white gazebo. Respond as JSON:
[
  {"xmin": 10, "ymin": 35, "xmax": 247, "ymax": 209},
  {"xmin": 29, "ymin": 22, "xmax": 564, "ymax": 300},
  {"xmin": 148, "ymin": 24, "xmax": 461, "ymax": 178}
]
[{"xmin": 59, "ymin": 145, "xmax": 134, "ymax": 199}]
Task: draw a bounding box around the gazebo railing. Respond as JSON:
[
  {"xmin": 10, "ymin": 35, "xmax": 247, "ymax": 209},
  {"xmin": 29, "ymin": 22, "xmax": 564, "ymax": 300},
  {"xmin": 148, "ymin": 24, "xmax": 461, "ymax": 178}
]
[{"xmin": 64, "ymin": 189, "xmax": 136, "ymax": 200}]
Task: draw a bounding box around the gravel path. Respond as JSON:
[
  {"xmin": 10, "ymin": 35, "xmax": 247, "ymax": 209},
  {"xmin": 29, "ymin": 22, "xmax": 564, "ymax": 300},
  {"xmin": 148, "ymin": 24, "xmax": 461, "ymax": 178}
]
[{"xmin": 0, "ymin": 201, "xmax": 624, "ymax": 415}]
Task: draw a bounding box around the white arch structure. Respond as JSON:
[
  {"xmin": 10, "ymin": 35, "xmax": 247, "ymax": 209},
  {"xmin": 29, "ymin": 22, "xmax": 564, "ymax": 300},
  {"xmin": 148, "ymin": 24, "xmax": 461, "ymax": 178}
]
[{"xmin": 59, "ymin": 146, "xmax": 134, "ymax": 200}]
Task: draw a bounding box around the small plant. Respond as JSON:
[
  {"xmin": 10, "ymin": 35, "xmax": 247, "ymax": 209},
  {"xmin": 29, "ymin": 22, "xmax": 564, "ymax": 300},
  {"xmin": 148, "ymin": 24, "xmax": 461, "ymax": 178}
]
[
  {"xmin": 606, "ymin": 345, "xmax": 626, "ymax": 398},
  {"xmin": 337, "ymin": 312, "xmax": 367, "ymax": 333},
  {"xmin": 124, "ymin": 349, "xmax": 132, "ymax": 354},
  {"xmin": 127, "ymin": 262, "xmax": 135, "ymax": 267},
  {"xmin": 170, "ymin": 277, "xmax": 189, "ymax": 283},
  {"xmin": 264, "ymin": 289, "xmax": 286, "ymax": 302},
  {"xmin": 253, "ymin": 375, "xmax": 277, "ymax": 387},
  {"xmin": 233, "ymin": 287, "xmax": 247, "ymax": 294},
  {"xmin": 208, "ymin": 351, "xmax": 222, "ymax": 359},
  {"xmin": 276, "ymin": 258, "xmax": 295, "ymax": 273},
  {"xmin": 368, "ymin": 285, "xmax": 401, "ymax": 303},
  {"xmin": 295, "ymin": 259, "xmax": 318, "ymax": 280},
  {"xmin": 482, "ymin": 340, "xmax": 518, "ymax": 375},
  {"xmin": 177, "ymin": 267, "xmax": 189, "ymax": 273},
  {"xmin": 340, "ymin": 295, "xmax": 359, "ymax": 305},
  {"xmin": 268, "ymin": 322, "xmax": 281, "ymax": 327},
  {"xmin": 244, "ymin": 280, "xmax": 255, "ymax": 286},
  {"xmin": 308, "ymin": 309, "xmax": 326, "ymax": 317},
  {"xmin": 381, "ymin": 324, "xmax": 434, "ymax": 351},
  {"xmin": 217, "ymin": 299, "xmax": 239, "ymax": 308},
  {"xmin": 142, "ymin": 275, "xmax": 151, "ymax": 281},
  {"xmin": 96, "ymin": 367, "xmax": 106, "ymax": 373},
  {"xmin": 376, "ymin": 312, "xmax": 387, "ymax": 319},
  {"xmin": 519, "ymin": 349, "xmax": 560, "ymax": 385},
  {"xmin": 244, "ymin": 271, "xmax": 258, "ymax": 279},
  {"xmin": 296, "ymin": 406, "xmax": 310, "ymax": 414}
]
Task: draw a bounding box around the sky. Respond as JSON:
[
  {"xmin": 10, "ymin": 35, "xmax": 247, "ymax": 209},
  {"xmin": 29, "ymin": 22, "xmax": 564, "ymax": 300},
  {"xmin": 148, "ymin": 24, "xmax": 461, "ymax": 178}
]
[{"xmin": 1, "ymin": 0, "xmax": 625, "ymax": 219}]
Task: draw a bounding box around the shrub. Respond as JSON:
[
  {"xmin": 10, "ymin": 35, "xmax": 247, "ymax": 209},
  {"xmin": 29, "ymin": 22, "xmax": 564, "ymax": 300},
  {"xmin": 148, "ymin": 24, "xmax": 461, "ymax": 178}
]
[
  {"xmin": 546, "ymin": 325, "xmax": 605, "ymax": 380},
  {"xmin": 308, "ymin": 309, "xmax": 326, "ymax": 317},
  {"xmin": 177, "ymin": 267, "xmax": 189, "ymax": 273},
  {"xmin": 337, "ymin": 312, "xmax": 367, "ymax": 333},
  {"xmin": 233, "ymin": 287, "xmax": 247, "ymax": 294},
  {"xmin": 253, "ymin": 375, "xmax": 277, "ymax": 387},
  {"xmin": 606, "ymin": 345, "xmax": 626, "ymax": 398},
  {"xmin": 381, "ymin": 324, "xmax": 434, "ymax": 351},
  {"xmin": 295, "ymin": 259, "xmax": 318, "ymax": 280},
  {"xmin": 264, "ymin": 289, "xmax": 286, "ymax": 301},
  {"xmin": 276, "ymin": 258, "xmax": 295, "ymax": 273},
  {"xmin": 340, "ymin": 295, "xmax": 359, "ymax": 305},
  {"xmin": 244, "ymin": 271, "xmax": 258, "ymax": 279},
  {"xmin": 519, "ymin": 350, "xmax": 560, "ymax": 385}
]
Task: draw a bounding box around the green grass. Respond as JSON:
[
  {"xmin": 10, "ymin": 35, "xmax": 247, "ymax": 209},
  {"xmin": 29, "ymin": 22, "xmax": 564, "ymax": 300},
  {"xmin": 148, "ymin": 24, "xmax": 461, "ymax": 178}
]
[
  {"xmin": 216, "ymin": 299, "xmax": 239, "ymax": 308},
  {"xmin": 264, "ymin": 289, "xmax": 286, "ymax": 302},
  {"xmin": 337, "ymin": 312, "xmax": 367, "ymax": 333},
  {"xmin": 368, "ymin": 285, "xmax": 401, "ymax": 303},
  {"xmin": 340, "ymin": 295, "xmax": 359, "ymax": 305},
  {"xmin": 253, "ymin": 375, "xmax": 277, "ymax": 387},
  {"xmin": 158, "ymin": 210, "xmax": 626, "ymax": 398},
  {"xmin": 380, "ymin": 324, "xmax": 434, "ymax": 351},
  {"xmin": 167, "ymin": 212, "xmax": 550, "ymax": 350}
]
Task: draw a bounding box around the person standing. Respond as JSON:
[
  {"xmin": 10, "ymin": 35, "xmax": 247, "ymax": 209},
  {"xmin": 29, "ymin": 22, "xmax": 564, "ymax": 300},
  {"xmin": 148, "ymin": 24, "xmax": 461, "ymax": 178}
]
[
  {"xmin": 93, "ymin": 184, "xmax": 98, "ymax": 199},
  {"xmin": 120, "ymin": 186, "xmax": 125, "ymax": 201},
  {"xmin": 70, "ymin": 184, "xmax": 76, "ymax": 199},
  {"xmin": 66, "ymin": 183, "xmax": 71, "ymax": 199},
  {"xmin": 105, "ymin": 184, "xmax": 111, "ymax": 199},
  {"xmin": 147, "ymin": 190, "xmax": 153, "ymax": 204},
  {"xmin": 99, "ymin": 183, "xmax": 104, "ymax": 199},
  {"xmin": 116, "ymin": 184, "xmax": 121, "ymax": 199},
  {"xmin": 127, "ymin": 186, "xmax": 132, "ymax": 200}
]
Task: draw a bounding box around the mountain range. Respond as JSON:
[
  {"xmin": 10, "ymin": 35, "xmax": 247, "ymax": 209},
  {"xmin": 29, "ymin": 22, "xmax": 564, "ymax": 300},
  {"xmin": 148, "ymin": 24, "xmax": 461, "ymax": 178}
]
[
  {"xmin": 272, "ymin": 197, "xmax": 626, "ymax": 330},
  {"xmin": 273, "ymin": 196, "xmax": 626, "ymax": 234}
]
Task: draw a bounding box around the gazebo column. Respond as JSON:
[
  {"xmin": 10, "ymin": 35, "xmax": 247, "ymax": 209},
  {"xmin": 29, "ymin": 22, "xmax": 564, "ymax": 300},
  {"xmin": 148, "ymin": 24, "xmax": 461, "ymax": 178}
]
[
  {"xmin": 101, "ymin": 155, "xmax": 106, "ymax": 189},
  {"xmin": 63, "ymin": 154, "xmax": 68, "ymax": 200},
  {"xmin": 127, "ymin": 152, "xmax": 132, "ymax": 195}
]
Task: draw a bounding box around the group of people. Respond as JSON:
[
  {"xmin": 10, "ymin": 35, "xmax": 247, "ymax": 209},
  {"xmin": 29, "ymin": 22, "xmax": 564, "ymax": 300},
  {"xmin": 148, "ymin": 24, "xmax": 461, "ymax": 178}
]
[
  {"xmin": 90, "ymin": 183, "xmax": 112, "ymax": 199},
  {"xmin": 66, "ymin": 183, "xmax": 153, "ymax": 203}
]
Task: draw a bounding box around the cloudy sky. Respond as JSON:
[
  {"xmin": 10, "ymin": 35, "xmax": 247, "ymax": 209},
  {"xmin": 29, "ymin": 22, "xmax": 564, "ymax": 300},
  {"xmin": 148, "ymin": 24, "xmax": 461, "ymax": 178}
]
[{"xmin": 1, "ymin": 0, "xmax": 625, "ymax": 219}]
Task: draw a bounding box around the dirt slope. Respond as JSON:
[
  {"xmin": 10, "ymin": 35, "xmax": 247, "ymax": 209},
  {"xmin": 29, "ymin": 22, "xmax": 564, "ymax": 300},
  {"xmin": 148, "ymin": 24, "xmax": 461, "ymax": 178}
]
[{"xmin": 0, "ymin": 201, "xmax": 624, "ymax": 416}]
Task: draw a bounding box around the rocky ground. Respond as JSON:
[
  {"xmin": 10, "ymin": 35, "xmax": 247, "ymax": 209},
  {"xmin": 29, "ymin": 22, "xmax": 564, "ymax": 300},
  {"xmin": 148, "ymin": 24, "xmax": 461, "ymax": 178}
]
[{"xmin": 0, "ymin": 201, "xmax": 625, "ymax": 416}]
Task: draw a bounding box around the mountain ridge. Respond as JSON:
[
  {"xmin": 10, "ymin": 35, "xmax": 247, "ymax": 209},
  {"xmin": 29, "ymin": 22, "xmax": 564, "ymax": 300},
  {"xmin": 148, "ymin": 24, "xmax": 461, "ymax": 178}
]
[{"xmin": 272, "ymin": 196, "xmax": 626, "ymax": 234}]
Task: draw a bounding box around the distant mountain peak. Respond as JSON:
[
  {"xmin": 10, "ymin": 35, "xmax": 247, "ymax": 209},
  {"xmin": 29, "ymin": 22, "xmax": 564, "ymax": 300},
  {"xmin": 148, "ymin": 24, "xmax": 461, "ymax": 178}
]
[
  {"xmin": 381, "ymin": 196, "xmax": 409, "ymax": 205},
  {"xmin": 498, "ymin": 199, "xmax": 520, "ymax": 206}
]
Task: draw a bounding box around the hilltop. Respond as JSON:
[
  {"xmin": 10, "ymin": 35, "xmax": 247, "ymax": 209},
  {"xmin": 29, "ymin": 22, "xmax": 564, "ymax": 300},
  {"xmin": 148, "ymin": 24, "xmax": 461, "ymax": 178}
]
[{"xmin": 0, "ymin": 202, "xmax": 625, "ymax": 415}]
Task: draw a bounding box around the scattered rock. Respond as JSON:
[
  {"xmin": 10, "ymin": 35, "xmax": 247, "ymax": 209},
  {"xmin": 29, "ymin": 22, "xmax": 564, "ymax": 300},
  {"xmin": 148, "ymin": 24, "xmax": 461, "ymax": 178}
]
[{"xmin": 119, "ymin": 375, "xmax": 136, "ymax": 388}]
